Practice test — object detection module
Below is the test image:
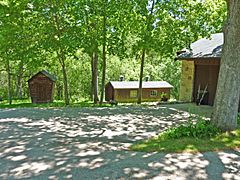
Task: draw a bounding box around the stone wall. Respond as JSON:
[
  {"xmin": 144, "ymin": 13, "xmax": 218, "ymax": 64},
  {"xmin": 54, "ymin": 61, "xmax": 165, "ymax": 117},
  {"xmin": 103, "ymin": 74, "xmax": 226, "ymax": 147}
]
[{"xmin": 179, "ymin": 60, "xmax": 195, "ymax": 102}]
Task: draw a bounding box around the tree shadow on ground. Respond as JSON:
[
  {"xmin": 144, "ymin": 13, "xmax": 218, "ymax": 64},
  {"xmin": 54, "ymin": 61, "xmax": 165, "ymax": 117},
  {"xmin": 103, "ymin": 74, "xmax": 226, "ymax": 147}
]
[{"xmin": 0, "ymin": 104, "xmax": 239, "ymax": 179}]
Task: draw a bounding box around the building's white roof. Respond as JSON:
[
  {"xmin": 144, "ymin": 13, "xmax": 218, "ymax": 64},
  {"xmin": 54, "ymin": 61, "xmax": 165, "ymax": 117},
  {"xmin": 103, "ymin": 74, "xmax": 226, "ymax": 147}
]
[
  {"xmin": 109, "ymin": 81, "xmax": 173, "ymax": 89},
  {"xmin": 178, "ymin": 33, "xmax": 223, "ymax": 59}
]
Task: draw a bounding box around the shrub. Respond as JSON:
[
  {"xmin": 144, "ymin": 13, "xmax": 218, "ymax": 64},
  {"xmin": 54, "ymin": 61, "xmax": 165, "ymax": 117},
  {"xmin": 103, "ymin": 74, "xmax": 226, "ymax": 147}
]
[{"xmin": 161, "ymin": 118, "xmax": 221, "ymax": 139}]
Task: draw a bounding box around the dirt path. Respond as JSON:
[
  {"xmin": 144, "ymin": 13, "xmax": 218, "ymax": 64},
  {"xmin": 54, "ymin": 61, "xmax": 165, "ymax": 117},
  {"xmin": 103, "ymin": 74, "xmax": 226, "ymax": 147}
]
[{"xmin": 0, "ymin": 104, "xmax": 239, "ymax": 179}]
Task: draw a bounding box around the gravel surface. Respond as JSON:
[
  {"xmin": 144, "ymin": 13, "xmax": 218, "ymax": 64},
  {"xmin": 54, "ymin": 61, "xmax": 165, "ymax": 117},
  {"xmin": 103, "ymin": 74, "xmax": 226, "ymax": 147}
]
[{"xmin": 0, "ymin": 104, "xmax": 239, "ymax": 179}]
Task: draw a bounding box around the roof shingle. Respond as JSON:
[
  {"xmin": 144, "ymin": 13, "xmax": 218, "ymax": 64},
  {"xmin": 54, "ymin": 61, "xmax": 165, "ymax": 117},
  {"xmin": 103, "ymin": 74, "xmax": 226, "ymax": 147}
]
[
  {"xmin": 177, "ymin": 33, "xmax": 223, "ymax": 59},
  {"xmin": 28, "ymin": 70, "xmax": 57, "ymax": 82},
  {"xmin": 109, "ymin": 81, "xmax": 173, "ymax": 89}
]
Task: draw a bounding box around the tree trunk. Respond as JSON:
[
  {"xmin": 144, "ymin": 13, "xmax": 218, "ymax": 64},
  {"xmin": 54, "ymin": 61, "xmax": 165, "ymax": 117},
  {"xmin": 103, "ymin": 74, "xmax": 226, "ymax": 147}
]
[
  {"xmin": 211, "ymin": 0, "xmax": 240, "ymax": 131},
  {"xmin": 56, "ymin": 83, "xmax": 63, "ymax": 100},
  {"xmin": 93, "ymin": 49, "xmax": 99, "ymax": 104},
  {"xmin": 91, "ymin": 53, "xmax": 94, "ymax": 100},
  {"xmin": 6, "ymin": 59, "xmax": 12, "ymax": 105},
  {"xmin": 61, "ymin": 61, "xmax": 69, "ymax": 105},
  {"xmin": 58, "ymin": 50, "xmax": 70, "ymax": 105},
  {"xmin": 49, "ymin": 0, "xmax": 69, "ymax": 105},
  {"xmin": 137, "ymin": 49, "xmax": 146, "ymax": 104},
  {"xmin": 100, "ymin": 41, "xmax": 106, "ymax": 105},
  {"xmin": 15, "ymin": 60, "xmax": 23, "ymax": 99},
  {"xmin": 100, "ymin": 2, "xmax": 107, "ymax": 105},
  {"xmin": 137, "ymin": 1, "xmax": 155, "ymax": 104}
]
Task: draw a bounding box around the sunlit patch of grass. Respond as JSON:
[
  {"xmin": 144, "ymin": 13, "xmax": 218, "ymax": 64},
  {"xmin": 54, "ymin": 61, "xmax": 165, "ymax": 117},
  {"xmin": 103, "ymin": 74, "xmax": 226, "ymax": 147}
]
[
  {"xmin": 0, "ymin": 99, "xmax": 112, "ymax": 109},
  {"xmin": 131, "ymin": 114, "xmax": 240, "ymax": 153},
  {"xmin": 130, "ymin": 127, "xmax": 240, "ymax": 153}
]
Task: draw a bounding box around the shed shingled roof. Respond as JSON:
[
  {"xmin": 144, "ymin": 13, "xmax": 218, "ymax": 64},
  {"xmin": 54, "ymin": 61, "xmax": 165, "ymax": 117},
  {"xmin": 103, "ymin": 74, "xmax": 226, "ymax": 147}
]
[
  {"xmin": 109, "ymin": 81, "xmax": 173, "ymax": 89},
  {"xmin": 177, "ymin": 33, "xmax": 223, "ymax": 59},
  {"xmin": 28, "ymin": 70, "xmax": 57, "ymax": 82}
]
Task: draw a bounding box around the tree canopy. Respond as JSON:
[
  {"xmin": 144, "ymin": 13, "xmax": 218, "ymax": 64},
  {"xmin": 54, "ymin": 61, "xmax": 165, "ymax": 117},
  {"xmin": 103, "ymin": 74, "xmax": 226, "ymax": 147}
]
[{"xmin": 0, "ymin": 0, "xmax": 226, "ymax": 105}]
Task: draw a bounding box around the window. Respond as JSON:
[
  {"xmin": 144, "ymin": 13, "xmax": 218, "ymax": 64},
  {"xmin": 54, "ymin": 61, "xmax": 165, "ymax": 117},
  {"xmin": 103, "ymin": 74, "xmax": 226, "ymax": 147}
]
[
  {"xmin": 150, "ymin": 90, "xmax": 157, "ymax": 97},
  {"xmin": 130, "ymin": 90, "xmax": 137, "ymax": 98}
]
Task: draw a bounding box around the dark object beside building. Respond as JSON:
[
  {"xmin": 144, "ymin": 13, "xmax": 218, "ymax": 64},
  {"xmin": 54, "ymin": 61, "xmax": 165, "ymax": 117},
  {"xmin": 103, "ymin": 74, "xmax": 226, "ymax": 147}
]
[
  {"xmin": 109, "ymin": 100, "xmax": 118, "ymax": 106},
  {"xmin": 28, "ymin": 70, "xmax": 56, "ymax": 104}
]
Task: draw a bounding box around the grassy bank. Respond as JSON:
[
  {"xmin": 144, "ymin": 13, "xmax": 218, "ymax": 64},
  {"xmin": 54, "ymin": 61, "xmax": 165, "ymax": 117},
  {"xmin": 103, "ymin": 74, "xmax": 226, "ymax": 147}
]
[
  {"xmin": 130, "ymin": 115, "xmax": 240, "ymax": 153},
  {"xmin": 130, "ymin": 130, "xmax": 240, "ymax": 153}
]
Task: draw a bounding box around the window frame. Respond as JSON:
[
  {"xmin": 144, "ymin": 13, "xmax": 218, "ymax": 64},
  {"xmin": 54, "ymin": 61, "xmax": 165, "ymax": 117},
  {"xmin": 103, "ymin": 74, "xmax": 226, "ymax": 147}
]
[
  {"xmin": 150, "ymin": 90, "xmax": 158, "ymax": 97},
  {"xmin": 130, "ymin": 90, "xmax": 138, "ymax": 98}
]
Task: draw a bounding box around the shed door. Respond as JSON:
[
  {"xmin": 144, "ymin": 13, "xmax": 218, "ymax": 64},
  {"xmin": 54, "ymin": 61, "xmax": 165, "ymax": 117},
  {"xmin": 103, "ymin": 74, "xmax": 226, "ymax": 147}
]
[
  {"xmin": 193, "ymin": 65, "xmax": 220, "ymax": 105},
  {"xmin": 37, "ymin": 84, "xmax": 48, "ymax": 102}
]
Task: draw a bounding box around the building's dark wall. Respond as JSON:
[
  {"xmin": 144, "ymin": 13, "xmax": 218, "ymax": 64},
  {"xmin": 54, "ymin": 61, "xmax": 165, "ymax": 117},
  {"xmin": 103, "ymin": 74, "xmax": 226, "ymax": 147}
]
[{"xmin": 105, "ymin": 83, "xmax": 114, "ymax": 101}]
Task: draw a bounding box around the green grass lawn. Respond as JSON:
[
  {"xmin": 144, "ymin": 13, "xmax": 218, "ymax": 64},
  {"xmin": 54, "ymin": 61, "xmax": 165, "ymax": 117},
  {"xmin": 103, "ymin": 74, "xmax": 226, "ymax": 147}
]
[
  {"xmin": 0, "ymin": 99, "xmax": 112, "ymax": 108},
  {"xmin": 0, "ymin": 99, "xmax": 172, "ymax": 109},
  {"xmin": 130, "ymin": 124, "xmax": 240, "ymax": 153}
]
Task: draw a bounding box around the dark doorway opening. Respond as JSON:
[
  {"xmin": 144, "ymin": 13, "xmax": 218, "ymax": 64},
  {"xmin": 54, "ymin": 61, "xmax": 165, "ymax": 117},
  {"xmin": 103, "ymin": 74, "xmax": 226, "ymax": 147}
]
[{"xmin": 193, "ymin": 64, "xmax": 220, "ymax": 106}]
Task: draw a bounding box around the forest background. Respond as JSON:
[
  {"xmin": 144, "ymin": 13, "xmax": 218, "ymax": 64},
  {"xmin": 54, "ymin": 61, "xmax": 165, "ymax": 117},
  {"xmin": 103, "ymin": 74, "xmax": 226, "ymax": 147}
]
[{"xmin": 0, "ymin": 0, "xmax": 226, "ymax": 105}]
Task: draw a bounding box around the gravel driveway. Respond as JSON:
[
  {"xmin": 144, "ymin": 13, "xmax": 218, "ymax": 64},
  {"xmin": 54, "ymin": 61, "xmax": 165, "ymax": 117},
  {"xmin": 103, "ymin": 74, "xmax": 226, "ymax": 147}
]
[{"xmin": 0, "ymin": 104, "xmax": 239, "ymax": 179}]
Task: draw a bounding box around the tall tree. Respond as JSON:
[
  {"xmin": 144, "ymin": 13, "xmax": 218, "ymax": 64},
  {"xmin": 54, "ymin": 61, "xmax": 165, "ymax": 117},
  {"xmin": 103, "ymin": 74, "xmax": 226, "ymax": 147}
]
[
  {"xmin": 99, "ymin": 0, "xmax": 107, "ymax": 105},
  {"xmin": 92, "ymin": 50, "xmax": 99, "ymax": 103},
  {"xmin": 134, "ymin": 0, "xmax": 226, "ymax": 103},
  {"xmin": 212, "ymin": 0, "xmax": 240, "ymax": 131},
  {"xmin": 137, "ymin": 0, "xmax": 156, "ymax": 104},
  {"xmin": 31, "ymin": 0, "xmax": 82, "ymax": 105},
  {"xmin": 0, "ymin": 0, "xmax": 33, "ymax": 104},
  {"xmin": 80, "ymin": 0, "xmax": 101, "ymax": 104},
  {"xmin": 81, "ymin": 0, "xmax": 134, "ymax": 104}
]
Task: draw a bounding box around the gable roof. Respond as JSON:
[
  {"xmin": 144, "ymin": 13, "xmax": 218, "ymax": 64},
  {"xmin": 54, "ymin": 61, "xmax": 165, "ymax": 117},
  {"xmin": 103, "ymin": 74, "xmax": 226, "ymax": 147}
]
[
  {"xmin": 177, "ymin": 33, "xmax": 223, "ymax": 60},
  {"xmin": 28, "ymin": 70, "xmax": 57, "ymax": 82},
  {"xmin": 109, "ymin": 81, "xmax": 173, "ymax": 89}
]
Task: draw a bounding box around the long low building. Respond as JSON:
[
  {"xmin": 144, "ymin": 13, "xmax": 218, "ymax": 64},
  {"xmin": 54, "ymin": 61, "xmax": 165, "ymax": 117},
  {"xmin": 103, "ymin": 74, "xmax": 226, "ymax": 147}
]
[{"xmin": 105, "ymin": 81, "xmax": 173, "ymax": 103}]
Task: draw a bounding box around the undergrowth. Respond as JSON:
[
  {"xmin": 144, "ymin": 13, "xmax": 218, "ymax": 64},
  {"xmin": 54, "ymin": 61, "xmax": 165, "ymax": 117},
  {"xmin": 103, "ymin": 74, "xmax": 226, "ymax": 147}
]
[
  {"xmin": 130, "ymin": 112, "xmax": 240, "ymax": 153},
  {"xmin": 161, "ymin": 119, "xmax": 221, "ymax": 139},
  {"xmin": 161, "ymin": 113, "xmax": 240, "ymax": 139},
  {"xmin": 160, "ymin": 111, "xmax": 222, "ymax": 139}
]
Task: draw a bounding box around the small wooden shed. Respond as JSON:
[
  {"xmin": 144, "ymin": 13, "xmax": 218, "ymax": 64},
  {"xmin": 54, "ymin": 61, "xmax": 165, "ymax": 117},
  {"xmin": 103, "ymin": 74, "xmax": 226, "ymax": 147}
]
[
  {"xmin": 28, "ymin": 70, "xmax": 56, "ymax": 104},
  {"xmin": 105, "ymin": 81, "xmax": 173, "ymax": 103}
]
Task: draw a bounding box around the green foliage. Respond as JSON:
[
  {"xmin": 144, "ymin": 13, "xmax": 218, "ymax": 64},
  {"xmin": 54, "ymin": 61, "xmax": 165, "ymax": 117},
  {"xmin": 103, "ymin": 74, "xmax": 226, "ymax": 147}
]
[
  {"xmin": 0, "ymin": 0, "xmax": 227, "ymax": 103},
  {"xmin": 162, "ymin": 118, "xmax": 221, "ymax": 139},
  {"xmin": 0, "ymin": 71, "xmax": 7, "ymax": 98}
]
